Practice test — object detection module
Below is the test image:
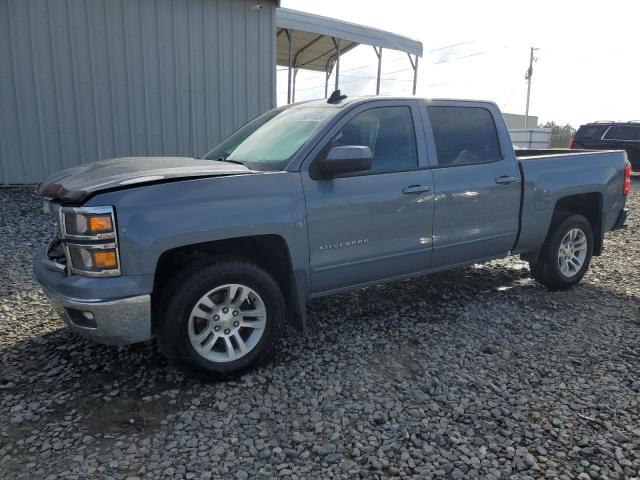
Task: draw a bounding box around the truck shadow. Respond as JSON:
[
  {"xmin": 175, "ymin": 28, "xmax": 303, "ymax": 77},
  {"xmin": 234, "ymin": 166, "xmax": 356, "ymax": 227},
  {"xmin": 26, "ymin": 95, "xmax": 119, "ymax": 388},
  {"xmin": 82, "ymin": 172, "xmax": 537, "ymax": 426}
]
[{"xmin": 1, "ymin": 259, "xmax": 639, "ymax": 445}]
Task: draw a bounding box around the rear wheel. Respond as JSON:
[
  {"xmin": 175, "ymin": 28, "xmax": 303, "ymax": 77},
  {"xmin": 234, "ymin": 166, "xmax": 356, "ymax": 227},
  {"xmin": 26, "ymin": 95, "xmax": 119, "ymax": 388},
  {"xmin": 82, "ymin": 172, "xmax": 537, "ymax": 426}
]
[
  {"xmin": 529, "ymin": 214, "xmax": 593, "ymax": 290},
  {"xmin": 157, "ymin": 257, "xmax": 285, "ymax": 378}
]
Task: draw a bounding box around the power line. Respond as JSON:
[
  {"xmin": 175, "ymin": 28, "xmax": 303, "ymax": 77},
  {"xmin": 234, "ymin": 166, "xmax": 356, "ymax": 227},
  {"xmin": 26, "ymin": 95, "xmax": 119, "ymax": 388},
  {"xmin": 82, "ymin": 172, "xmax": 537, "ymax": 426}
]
[
  {"xmin": 429, "ymin": 40, "xmax": 475, "ymax": 52},
  {"xmin": 293, "ymin": 76, "xmax": 377, "ymax": 93},
  {"xmin": 384, "ymin": 67, "xmax": 412, "ymax": 75},
  {"xmin": 432, "ymin": 51, "xmax": 486, "ymax": 64},
  {"xmin": 284, "ymin": 41, "xmax": 492, "ymax": 95},
  {"xmin": 335, "ymin": 42, "xmax": 477, "ymax": 74},
  {"xmin": 281, "ymin": 40, "xmax": 488, "ymax": 75},
  {"xmin": 339, "ymin": 56, "xmax": 411, "ymax": 73},
  {"xmin": 339, "ymin": 71, "xmax": 413, "ymax": 82}
]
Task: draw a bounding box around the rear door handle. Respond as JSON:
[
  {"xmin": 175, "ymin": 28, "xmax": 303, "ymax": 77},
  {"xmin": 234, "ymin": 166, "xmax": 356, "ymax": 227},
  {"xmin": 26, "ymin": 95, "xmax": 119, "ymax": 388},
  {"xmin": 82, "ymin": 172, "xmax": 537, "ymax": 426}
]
[
  {"xmin": 495, "ymin": 175, "xmax": 517, "ymax": 185},
  {"xmin": 402, "ymin": 185, "xmax": 431, "ymax": 194}
]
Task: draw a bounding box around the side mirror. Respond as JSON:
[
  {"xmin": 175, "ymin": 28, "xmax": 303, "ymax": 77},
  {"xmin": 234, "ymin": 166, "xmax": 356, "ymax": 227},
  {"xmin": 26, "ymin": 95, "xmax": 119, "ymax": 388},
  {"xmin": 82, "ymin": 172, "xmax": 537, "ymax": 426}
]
[{"xmin": 317, "ymin": 146, "xmax": 373, "ymax": 178}]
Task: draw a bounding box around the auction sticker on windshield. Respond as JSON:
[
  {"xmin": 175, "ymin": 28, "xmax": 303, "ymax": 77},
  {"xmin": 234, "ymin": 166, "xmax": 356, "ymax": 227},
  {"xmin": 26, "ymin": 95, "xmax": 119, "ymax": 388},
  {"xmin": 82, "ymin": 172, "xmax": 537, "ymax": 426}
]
[{"xmin": 294, "ymin": 111, "xmax": 330, "ymax": 122}]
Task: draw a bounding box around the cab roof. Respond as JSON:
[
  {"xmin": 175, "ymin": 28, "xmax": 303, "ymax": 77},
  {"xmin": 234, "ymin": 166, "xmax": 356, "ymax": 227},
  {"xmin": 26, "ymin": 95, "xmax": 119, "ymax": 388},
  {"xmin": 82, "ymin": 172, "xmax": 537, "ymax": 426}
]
[{"xmin": 287, "ymin": 95, "xmax": 498, "ymax": 109}]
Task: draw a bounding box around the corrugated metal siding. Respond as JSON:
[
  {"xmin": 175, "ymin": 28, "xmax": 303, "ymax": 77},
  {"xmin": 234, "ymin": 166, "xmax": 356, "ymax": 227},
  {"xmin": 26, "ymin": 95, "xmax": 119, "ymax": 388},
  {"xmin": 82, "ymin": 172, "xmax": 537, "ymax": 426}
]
[
  {"xmin": 503, "ymin": 113, "xmax": 538, "ymax": 130},
  {"xmin": 0, "ymin": 0, "xmax": 276, "ymax": 184}
]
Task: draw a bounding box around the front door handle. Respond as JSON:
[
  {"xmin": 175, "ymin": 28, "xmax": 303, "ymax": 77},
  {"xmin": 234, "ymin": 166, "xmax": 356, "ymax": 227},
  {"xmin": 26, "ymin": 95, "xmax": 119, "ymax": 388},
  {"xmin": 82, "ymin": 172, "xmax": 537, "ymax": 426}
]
[
  {"xmin": 402, "ymin": 185, "xmax": 431, "ymax": 194},
  {"xmin": 495, "ymin": 175, "xmax": 517, "ymax": 185}
]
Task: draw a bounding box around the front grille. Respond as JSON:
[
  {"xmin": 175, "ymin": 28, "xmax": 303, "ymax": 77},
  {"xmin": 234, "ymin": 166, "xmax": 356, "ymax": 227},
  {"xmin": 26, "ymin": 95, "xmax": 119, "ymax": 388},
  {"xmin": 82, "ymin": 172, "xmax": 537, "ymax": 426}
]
[{"xmin": 47, "ymin": 237, "xmax": 66, "ymax": 264}]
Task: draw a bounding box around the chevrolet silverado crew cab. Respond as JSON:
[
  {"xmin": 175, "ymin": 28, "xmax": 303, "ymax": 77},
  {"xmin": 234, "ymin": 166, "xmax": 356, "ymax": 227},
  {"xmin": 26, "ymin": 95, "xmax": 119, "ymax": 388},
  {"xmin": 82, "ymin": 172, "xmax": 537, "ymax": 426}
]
[{"xmin": 34, "ymin": 94, "xmax": 631, "ymax": 378}]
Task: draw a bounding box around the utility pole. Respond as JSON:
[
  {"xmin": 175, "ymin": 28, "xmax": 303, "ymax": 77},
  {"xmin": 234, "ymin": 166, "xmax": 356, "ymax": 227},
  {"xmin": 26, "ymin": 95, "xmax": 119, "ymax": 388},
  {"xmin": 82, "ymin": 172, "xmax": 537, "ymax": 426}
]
[{"xmin": 524, "ymin": 47, "xmax": 539, "ymax": 128}]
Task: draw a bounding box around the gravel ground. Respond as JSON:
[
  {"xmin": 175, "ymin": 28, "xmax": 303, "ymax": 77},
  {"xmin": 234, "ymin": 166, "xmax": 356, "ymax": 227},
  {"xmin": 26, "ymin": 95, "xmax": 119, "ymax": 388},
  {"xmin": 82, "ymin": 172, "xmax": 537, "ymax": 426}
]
[{"xmin": 1, "ymin": 181, "xmax": 639, "ymax": 480}]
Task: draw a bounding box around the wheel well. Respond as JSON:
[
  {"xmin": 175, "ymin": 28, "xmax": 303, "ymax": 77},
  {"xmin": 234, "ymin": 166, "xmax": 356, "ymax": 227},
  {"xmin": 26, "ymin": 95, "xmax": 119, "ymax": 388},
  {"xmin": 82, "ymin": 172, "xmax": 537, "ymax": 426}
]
[
  {"xmin": 152, "ymin": 235, "xmax": 298, "ymax": 329},
  {"xmin": 552, "ymin": 192, "xmax": 603, "ymax": 255}
]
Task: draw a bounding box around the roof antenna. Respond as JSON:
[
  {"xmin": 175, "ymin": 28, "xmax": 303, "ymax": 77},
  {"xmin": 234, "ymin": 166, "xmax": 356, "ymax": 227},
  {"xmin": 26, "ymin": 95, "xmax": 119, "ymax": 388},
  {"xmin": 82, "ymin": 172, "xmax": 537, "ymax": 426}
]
[{"xmin": 327, "ymin": 89, "xmax": 347, "ymax": 104}]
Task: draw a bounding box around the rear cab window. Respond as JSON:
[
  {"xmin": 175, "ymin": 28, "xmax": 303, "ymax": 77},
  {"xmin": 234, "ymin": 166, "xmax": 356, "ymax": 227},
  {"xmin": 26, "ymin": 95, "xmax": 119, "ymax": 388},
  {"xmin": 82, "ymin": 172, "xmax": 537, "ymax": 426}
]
[{"xmin": 427, "ymin": 106, "xmax": 502, "ymax": 167}]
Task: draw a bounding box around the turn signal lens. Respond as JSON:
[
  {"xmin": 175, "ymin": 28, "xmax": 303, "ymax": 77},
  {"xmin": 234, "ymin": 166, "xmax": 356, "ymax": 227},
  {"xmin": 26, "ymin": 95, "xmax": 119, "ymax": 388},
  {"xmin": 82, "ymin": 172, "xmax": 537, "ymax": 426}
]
[
  {"xmin": 624, "ymin": 163, "xmax": 631, "ymax": 196},
  {"xmin": 67, "ymin": 244, "xmax": 120, "ymax": 275},
  {"xmin": 92, "ymin": 250, "xmax": 118, "ymax": 269},
  {"xmin": 88, "ymin": 214, "xmax": 113, "ymax": 233}
]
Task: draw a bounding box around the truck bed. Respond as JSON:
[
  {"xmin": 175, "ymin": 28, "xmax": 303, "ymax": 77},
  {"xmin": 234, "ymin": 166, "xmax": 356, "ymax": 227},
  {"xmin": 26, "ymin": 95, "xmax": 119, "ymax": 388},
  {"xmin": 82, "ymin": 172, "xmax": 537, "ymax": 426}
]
[{"xmin": 514, "ymin": 148, "xmax": 628, "ymax": 255}]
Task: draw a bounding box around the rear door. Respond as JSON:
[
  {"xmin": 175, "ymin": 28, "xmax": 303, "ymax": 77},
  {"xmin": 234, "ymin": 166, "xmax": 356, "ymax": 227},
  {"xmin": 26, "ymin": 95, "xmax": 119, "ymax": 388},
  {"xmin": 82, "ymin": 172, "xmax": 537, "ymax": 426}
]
[
  {"xmin": 422, "ymin": 102, "xmax": 521, "ymax": 268},
  {"xmin": 301, "ymin": 101, "xmax": 434, "ymax": 294}
]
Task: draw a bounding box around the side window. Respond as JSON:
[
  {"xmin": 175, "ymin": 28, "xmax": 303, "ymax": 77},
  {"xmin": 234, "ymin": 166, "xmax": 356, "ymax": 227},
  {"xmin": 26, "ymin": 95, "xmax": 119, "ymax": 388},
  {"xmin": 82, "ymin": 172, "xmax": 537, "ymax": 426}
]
[
  {"xmin": 323, "ymin": 106, "xmax": 418, "ymax": 174},
  {"xmin": 604, "ymin": 126, "xmax": 640, "ymax": 141},
  {"xmin": 575, "ymin": 125, "xmax": 607, "ymax": 139},
  {"xmin": 428, "ymin": 106, "xmax": 502, "ymax": 167}
]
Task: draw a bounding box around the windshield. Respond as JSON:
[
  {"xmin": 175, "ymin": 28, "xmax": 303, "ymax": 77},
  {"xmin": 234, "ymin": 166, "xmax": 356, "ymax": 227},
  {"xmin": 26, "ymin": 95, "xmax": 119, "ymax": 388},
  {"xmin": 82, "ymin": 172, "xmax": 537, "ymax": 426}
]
[
  {"xmin": 205, "ymin": 107, "xmax": 334, "ymax": 170},
  {"xmin": 204, "ymin": 109, "xmax": 282, "ymax": 161}
]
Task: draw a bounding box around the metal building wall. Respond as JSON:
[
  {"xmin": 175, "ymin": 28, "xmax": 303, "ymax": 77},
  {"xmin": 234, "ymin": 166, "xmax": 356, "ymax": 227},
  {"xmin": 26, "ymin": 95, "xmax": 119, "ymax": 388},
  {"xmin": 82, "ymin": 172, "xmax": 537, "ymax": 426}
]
[
  {"xmin": 503, "ymin": 113, "xmax": 539, "ymax": 130},
  {"xmin": 509, "ymin": 128, "xmax": 552, "ymax": 149},
  {"xmin": 0, "ymin": 0, "xmax": 276, "ymax": 184}
]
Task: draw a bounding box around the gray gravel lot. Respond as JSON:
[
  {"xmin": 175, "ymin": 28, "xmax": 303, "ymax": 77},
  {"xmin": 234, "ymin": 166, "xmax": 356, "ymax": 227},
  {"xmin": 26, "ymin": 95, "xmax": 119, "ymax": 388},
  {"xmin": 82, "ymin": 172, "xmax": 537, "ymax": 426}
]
[{"xmin": 1, "ymin": 181, "xmax": 639, "ymax": 480}]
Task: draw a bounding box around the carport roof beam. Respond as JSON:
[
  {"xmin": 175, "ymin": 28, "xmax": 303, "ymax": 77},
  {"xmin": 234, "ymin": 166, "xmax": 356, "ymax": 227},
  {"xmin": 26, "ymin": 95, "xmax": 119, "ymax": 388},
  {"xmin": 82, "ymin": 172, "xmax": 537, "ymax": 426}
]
[{"xmin": 276, "ymin": 8, "xmax": 423, "ymax": 73}]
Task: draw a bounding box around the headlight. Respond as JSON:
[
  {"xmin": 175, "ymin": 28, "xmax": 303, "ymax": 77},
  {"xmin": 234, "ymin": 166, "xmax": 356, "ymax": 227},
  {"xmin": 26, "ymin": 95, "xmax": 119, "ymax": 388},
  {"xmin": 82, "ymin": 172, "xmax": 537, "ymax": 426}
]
[
  {"xmin": 66, "ymin": 243, "xmax": 120, "ymax": 276},
  {"xmin": 59, "ymin": 206, "xmax": 121, "ymax": 277},
  {"xmin": 61, "ymin": 206, "xmax": 116, "ymax": 240}
]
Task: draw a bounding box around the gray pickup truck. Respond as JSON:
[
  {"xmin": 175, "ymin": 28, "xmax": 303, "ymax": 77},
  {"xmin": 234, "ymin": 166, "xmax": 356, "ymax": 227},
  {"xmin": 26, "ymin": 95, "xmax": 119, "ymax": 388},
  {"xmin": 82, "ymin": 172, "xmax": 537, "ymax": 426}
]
[{"xmin": 34, "ymin": 95, "xmax": 631, "ymax": 377}]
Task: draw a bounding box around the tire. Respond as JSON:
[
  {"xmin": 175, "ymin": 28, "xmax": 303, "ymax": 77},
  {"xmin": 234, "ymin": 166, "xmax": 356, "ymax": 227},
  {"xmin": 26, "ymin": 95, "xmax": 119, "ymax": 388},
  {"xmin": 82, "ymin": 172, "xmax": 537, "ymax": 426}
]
[
  {"xmin": 157, "ymin": 256, "xmax": 285, "ymax": 379},
  {"xmin": 529, "ymin": 214, "xmax": 594, "ymax": 290}
]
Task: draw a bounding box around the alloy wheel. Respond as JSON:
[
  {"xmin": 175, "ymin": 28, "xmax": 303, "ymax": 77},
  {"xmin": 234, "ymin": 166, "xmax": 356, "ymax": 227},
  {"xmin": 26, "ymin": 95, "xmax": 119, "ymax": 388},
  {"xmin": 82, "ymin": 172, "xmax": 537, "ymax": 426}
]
[{"xmin": 188, "ymin": 284, "xmax": 267, "ymax": 363}]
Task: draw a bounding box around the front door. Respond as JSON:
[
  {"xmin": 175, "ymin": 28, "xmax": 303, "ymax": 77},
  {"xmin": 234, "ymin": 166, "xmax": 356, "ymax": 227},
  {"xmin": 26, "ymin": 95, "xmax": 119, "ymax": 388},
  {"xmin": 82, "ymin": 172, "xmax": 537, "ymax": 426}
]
[{"xmin": 302, "ymin": 103, "xmax": 434, "ymax": 294}]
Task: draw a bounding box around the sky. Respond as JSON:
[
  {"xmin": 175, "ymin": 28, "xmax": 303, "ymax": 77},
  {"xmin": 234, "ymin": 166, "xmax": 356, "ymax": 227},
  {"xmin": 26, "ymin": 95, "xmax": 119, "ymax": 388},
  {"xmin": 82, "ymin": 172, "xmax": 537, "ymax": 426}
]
[{"xmin": 278, "ymin": 0, "xmax": 640, "ymax": 128}]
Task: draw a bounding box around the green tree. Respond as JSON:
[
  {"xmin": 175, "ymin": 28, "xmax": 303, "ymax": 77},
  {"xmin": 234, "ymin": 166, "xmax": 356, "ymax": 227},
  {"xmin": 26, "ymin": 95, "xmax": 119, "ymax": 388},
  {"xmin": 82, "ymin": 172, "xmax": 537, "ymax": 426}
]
[{"xmin": 539, "ymin": 121, "xmax": 576, "ymax": 148}]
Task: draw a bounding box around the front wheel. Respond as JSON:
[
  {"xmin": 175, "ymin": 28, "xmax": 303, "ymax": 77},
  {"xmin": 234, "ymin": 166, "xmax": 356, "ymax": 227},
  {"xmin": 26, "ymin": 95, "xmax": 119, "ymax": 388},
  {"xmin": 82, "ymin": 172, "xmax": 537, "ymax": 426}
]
[
  {"xmin": 157, "ymin": 257, "xmax": 285, "ymax": 378},
  {"xmin": 529, "ymin": 214, "xmax": 594, "ymax": 290}
]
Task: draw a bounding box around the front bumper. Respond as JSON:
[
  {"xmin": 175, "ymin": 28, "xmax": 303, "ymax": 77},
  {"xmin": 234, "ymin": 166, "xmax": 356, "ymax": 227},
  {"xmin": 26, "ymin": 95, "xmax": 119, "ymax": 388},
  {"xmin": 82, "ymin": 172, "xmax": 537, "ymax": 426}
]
[
  {"xmin": 34, "ymin": 244, "xmax": 154, "ymax": 346},
  {"xmin": 39, "ymin": 282, "xmax": 152, "ymax": 345}
]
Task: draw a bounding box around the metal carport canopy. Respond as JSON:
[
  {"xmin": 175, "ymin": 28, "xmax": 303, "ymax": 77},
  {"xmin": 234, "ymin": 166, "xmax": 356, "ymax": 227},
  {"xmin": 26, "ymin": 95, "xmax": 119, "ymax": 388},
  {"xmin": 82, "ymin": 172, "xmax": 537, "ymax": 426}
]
[{"xmin": 276, "ymin": 8, "xmax": 423, "ymax": 102}]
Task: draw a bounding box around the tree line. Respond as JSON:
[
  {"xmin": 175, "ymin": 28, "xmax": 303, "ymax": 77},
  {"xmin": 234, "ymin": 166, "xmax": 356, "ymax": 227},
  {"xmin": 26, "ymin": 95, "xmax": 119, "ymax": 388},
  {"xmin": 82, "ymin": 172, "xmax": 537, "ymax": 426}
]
[{"xmin": 538, "ymin": 121, "xmax": 576, "ymax": 148}]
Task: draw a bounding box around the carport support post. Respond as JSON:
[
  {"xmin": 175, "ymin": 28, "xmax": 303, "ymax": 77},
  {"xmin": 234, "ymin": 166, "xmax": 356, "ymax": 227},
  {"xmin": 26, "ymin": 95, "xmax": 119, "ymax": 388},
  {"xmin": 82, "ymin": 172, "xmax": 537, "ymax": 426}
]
[
  {"xmin": 324, "ymin": 71, "xmax": 329, "ymax": 98},
  {"xmin": 285, "ymin": 29, "xmax": 293, "ymax": 104},
  {"xmin": 332, "ymin": 37, "xmax": 341, "ymax": 91},
  {"xmin": 324, "ymin": 68, "xmax": 330, "ymax": 98},
  {"xmin": 292, "ymin": 67, "xmax": 299, "ymax": 103},
  {"xmin": 408, "ymin": 53, "xmax": 419, "ymax": 95},
  {"xmin": 374, "ymin": 46, "xmax": 383, "ymax": 95}
]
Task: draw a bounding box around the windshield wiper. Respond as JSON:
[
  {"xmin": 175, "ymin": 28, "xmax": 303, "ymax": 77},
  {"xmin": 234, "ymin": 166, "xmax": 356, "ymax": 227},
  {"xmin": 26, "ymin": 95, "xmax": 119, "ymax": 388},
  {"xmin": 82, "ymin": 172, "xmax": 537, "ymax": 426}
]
[
  {"xmin": 215, "ymin": 154, "xmax": 247, "ymax": 167},
  {"xmin": 205, "ymin": 152, "xmax": 245, "ymax": 166},
  {"xmin": 214, "ymin": 152, "xmax": 230, "ymax": 161}
]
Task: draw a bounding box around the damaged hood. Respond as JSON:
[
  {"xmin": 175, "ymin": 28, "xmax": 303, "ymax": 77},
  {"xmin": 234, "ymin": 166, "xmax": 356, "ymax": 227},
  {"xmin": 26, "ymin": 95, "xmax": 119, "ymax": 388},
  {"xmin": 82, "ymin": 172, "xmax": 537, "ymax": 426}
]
[{"xmin": 36, "ymin": 156, "xmax": 256, "ymax": 203}]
